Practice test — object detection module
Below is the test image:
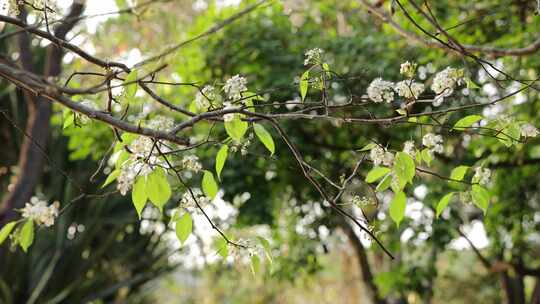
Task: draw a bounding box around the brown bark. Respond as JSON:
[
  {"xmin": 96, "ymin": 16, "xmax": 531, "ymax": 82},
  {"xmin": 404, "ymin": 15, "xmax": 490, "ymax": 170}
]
[
  {"xmin": 0, "ymin": 3, "xmax": 85, "ymax": 225},
  {"xmin": 341, "ymin": 220, "xmax": 385, "ymax": 304}
]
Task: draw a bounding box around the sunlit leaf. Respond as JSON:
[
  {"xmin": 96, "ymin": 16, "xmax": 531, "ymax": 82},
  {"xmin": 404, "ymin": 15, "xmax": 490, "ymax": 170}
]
[
  {"xmin": 453, "ymin": 115, "xmax": 482, "ymax": 130},
  {"xmin": 389, "ymin": 192, "xmax": 406, "ymax": 227},
  {"xmin": 132, "ymin": 176, "xmax": 147, "ymax": 218},
  {"xmin": 300, "ymin": 70, "xmax": 309, "ymax": 101},
  {"xmin": 436, "ymin": 192, "xmax": 454, "ymax": 218},
  {"xmin": 254, "ymin": 123, "xmax": 275, "ymax": 155},
  {"xmin": 202, "ymin": 170, "xmax": 218, "ymax": 199},
  {"xmin": 366, "ymin": 167, "xmax": 391, "ymax": 183},
  {"xmin": 450, "ymin": 166, "xmax": 469, "ymax": 181},
  {"xmin": 0, "ymin": 221, "xmax": 17, "ymax": 245},
  {"xmin": 146, "ymin": 168, "xmax": 171, "ymax": 211},
  {"xmin": 175, "ymin": 213, "xmax": 193, "ymax": 245},
  {"xmin": 20, "ymin": 220, "xmax": 34, "ymax": 252},
  {"xmin": 216, "ymin": 145, "xmax": 228, "ymax": 180}
]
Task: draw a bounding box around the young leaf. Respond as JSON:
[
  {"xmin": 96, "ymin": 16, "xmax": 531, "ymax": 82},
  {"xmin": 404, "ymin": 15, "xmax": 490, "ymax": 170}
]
[
  {"xmin": 124, "ymin": 70, "xmax": 138, "ymax": 98},
  {"xmin": 450, "ymin": 166, "xmax": 469, "ymax": 181},
  {"xmin": 215, "ymin": 238, "xmax": 228, "ymax": 259},
  {"xmin": 394, "ymin": 152, "xmax": 415, "ymax": 185},
  {"xmin": 421, "ymin": 148, "xmax": 432, "ymax": 166},
  {"xmin": 389, "ymin": 192, "xmax": 406, "ymax": 227},
  {"xmin": 0, "ymin": 221, "xmax": 17, "ymax": 245},
  {"xmin": 224, "ymin": 115, "xmax": 248, "ymax": 141},
  {"xmin": 250, "ymin": 254, "xmax": 261, "ymax": 275},
  {"xmin": 102, "ymin": 169, "xmax": 120, "ymax": 188},
  {"xmin": 253, "ymin": 123, "xmax": 275, "ymax": 155},
  {"xmin": 471, "ymin": 185, "xmax": 490, "ymax": 214},
  {"xmin": 359, "ymin": 142, "xmax": 376, "ymax": 152},
  {"xmin": 202, "ymin": 170, "xmax": 218, "ymax": 199},
  {"xmin": 175, "ymin": 213, "xmax": 193, "ymax": 245},
  {"xmin": 436, "ymin": 192, "xmax": 454, "ymax": 218},
  {"xmin": 146, "ymin": 169, "xmax": 171, "ymax": 210},
  {"xmin": 300, "ymin": 70, "xmax": 309, "ymax": 101},
  {"xmin": 216, "ymin": 145, "xmax": 229, "ymax": 180},
  {"xmin": 376, "ymin": 173, "xmax": 392, "ymax": 192},
  {"xmin": 453, "ymin": 115, "xmax": 482, "ymax": 130},
  {"xmin": 20, "ymin": 220, "xmax": 34, "ymax": 252},
  {"xmin": 365, "ymin": 167, "xmax": 391, "ymax": 183},
  {"xmin": 132, "ymin": 176, "xmax": 147, "ymax": 218}
]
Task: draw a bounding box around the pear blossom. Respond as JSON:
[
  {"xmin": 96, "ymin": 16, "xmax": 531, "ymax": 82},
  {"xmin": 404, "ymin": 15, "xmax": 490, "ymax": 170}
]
[
  {"xmin": 20, "ymin": 197, "xmax": 60, "ymax": 227},
  {"xmin": 473, "ymin": 167, "xmax": 491, "ymax": 185},
  {"xmin": 370, "ymin": 145, "xmax": 394, "ymax": 167},
  {"xmin": 304, "ymin": 48, "xmax": 324, "ymax": 66},
  {"xmin": 367, "ymin": 78, "xmax": 394, "ymax": 103},
  {"xmin": 181, "ymin": 155, "xmax": 202, "ymax": 172},
  {"xmin": 431, "ymin": 67, "xmax": 464, "ymax": 105},
  {"xmin": 223, "ymin": 75, "xmax": 247, "ymax": 100},
  {"xmin": 403, "ymin": 140, "xmax": 415, "ymax": 156},
  {"xmin": 520, "ymin": 123, "xmax": 539, "ymax": 138},
  {"xmin": 395, "ymin": 80, "xmax": 425, "ymax": 99},
  {"xmin": 195, "ymin": 85, "xmax": 220, "ymax": 110},
  {"xmin": 422, "ymin": 133, "xmax": 444, "ymax": 154},
  {"xmin": 400, "ymin": 61, "xmax": 417, "ymax": 78}
]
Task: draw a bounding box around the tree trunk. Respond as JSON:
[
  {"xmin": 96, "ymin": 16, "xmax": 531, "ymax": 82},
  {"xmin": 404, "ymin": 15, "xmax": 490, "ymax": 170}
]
[{"xmin": 341, "ymin": 219, "xmax": 385, "ymax": 304}]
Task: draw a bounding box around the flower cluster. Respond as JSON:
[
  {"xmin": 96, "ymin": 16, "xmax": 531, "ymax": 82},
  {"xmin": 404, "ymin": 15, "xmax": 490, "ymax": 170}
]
[
  {"xmin": 473, "ymin": 167, "xmax": 491, "ymax": 185},
  {"xmin": 181, "ymin": 155, "xmax": 202, "ymax": 172},
  {"xmin": 195, "ymin": 85, "xmax": 221, "ymax": 111},
  {"xmin": 422, "ymin": 133, "xmax": 444, "ymax": 154},
  {"xmin": 146, "ymin": 115, "xmax": 174, "ymax": 132},
  {"xmin": 395, "ymin": 80, "xmax": 425, "ymax": 99},
  {"xmin": 370, "ymin": 145, "xmax": 394, "ymax": 167},
  {"xmin": 403, "ymin": 140, "xmax": 415, "ymax": 156},
  {"xmin": 367, "ymin": 78, "xmax": 395, "ymax": 103},
  {"xmin": 304, "ymin": 48, "xmax": 324, "ymax": 66},
  {"xmin": 431, "ymin": 67, "xmax": 464, "ymax": 105},
  {"xmin": 520, "ymin": 123, "xmax": 539, "ymax": 138},
  {"xmin": 400, "ymin": 61, "xmax": 417, "ymax": 78},
  {"xmin": 352, "ymin": 195, "xmax": 374, "ymax": 206},
  {"xmin": 222, "ymin": 102, "xmax": 239, "ymax": 122},
  {"xmin": 180, "ymin": 189, "xmax": 211, "ymax": 209},
  {"xmin": 223, "ymin": 75, "xmax": 248, "ymax": 100},
  {"xmin": 20, "ymin": 196, "xmax": 60, "ymax": 227}
]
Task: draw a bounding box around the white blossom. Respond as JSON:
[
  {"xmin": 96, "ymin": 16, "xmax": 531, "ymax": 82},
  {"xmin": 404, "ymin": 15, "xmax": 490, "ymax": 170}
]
[
  {"xmin": 520, "ymin": 123, "xmax": 539, "ymax": 138},
  {"xmin": 20, "ymin": 197, "xmax": 59, "ymax": 227},
  {"xmin": 431, "ymin": 67, "xmax": 464, "ymax": 105},
  {"xmin": 370, "ymin": 146, "xmax": 394, "ymax": 167},
  {"xmin": 180, "ymin": 188, "xmax": 211, "ymax": 208},
  {"xmin": 223, "ymin": 75, "xmax": 248, "ymax": 100},
  {"xmin": 222, "ymin": 102, "xmax": 237, "ymax": 122},
  {"xmin": 473, "ymin": 167, "xmax": 491, "ymax": 185},
  {"xmin": 147, "ymin": 115, "xmax": 174, "ymax": 132},
  {"xmin": 304, "ymin": 48, "xmax": 324, "ymax": 66},
  {"xmin": 195, "ymin": 85, "xmax": 220, "ymax": 110},
  {"xmin": 181, "ymin": 155, "xmax": 202, "ymax": 173},
  {"xmin": 403, "ymin": 140, "xmax": 415, "ymax": 156},
  {"xmin": 367, "ymin": 78, "xmax": 394, "ymax": 103},
  {"xmin": 400, "ymin": 61, "xmax": 417, "ymax": 78},
  {"xmin": 422, "ymin": 133, "xmax": 444, "ymax": 154},
  {"xmin": 395, "ymin": 80, "xmax": 424, "ymax": 99}
]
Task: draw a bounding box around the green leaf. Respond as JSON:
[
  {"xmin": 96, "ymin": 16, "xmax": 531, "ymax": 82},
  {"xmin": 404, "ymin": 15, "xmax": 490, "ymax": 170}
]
[
  {"xmin": 394, "ymin": 152, "xmax": 415, "ymax": 186},
  {"xmin": 215, "ymin": 238, "xmax": 228, "ymax": 259},
  {"xmin": 376, "ymin": 173, "xmax": 392, "ymax": 192},
  {"xmin": 499, "ymin": 123, "xmax": 521, "ymax": 147},
  {"xmin": 216, "ymin": 145, "xmax": 228, "ymax": 180},
  {"xmin": 253, "ymin": 123, "xmax": 275, "ymax": 155},
  {"xmin": 132, "ymin": 176, "xmax": 147, "ymax": 219},
  {"xmin": 300, "ymin": 70, "xmax": 309, "ymax": 101},
  {"xmin": 466, "ymin": 77, "xmax": 480, "ymax": 89},
  {"xmin": 146, "ymin": 168, "xmax": 171, "ymax": 210},
  {"xmin": 436, "ymin": 193, "xmax": 454, "ymax": 218},
  {"xmin": 175, "ymin": 213, "xmax": 193, "ymax": 245},
  {"xmin": 365, "ymin": 167, "xmax": 391, "ymax": 183},
  {"xmin": 453, "ymin": 115, "xmax": 482, "ymax": 130},
  {"xmin": 450, "ymin": 166, "xmax": 469, "ymax": 181},
  {"xmin": 250, "ymin": 254, "xmax": 261, "ymax": 275},
  {"xmin": 389, "ymin": 192, "xmax": 406, "ymax": 227},
  {"xmin": 102, "ymin": 169, "xmax": 120, "ymax": 188},
  {"xmin": 471, "ymin": 185, "xmax": 490, "ymax": 214},
  {"xmin": 359, "ymin": 142, "xmax": 376, "ymax": 152},
  {"xmin": 224, "ymin": 115, "xmax": 248, "ymax": 141},
  {"xmin": 421, "ymin": 148, "xmax": 432, "ymax": 166},
  {"xmin": 20, "ymin": 220, "xmax": 34, "ymax": 252},
  {"xmin": 257, "ymin": 236, "xmax": 272, "ymax": 263},
  {"xmin": 202, "ymin": 170, "xmax": 218, "ymax": 199},
  {"xmin": 63, "ymin": 110, "xmax": 74, "ymax": 129},
  {"xmin": 0, "ymin": 221, "xmax": 17, "ymax": 245},
  {"xmin": 115, "ymin": 150, "xmax": 130, "ymax": 169},
  {"xmin": 124, "ymin": 70, "xmax": 138, "ymax": 98}
]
